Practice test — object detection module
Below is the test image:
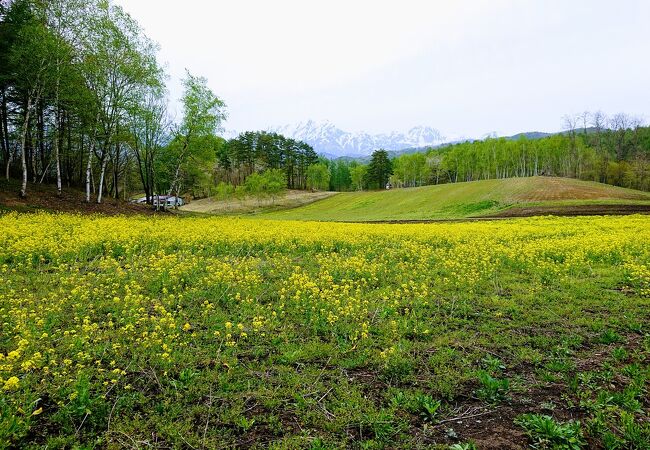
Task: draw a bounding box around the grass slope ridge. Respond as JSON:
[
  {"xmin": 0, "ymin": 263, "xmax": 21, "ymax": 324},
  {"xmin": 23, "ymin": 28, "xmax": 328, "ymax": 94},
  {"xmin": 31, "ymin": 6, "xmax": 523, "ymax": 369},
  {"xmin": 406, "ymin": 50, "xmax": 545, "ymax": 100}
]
[{"xmin": 263, "ymin": 176, "xmax": 650, "ymax": 221}]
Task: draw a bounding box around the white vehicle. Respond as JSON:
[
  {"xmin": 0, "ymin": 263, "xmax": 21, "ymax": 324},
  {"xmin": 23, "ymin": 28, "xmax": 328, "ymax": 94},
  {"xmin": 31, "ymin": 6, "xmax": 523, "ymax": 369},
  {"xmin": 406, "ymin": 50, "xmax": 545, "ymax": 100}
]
[{"xmin": 152, "ymin": 195, "xmax": 184, "ymax": 207}]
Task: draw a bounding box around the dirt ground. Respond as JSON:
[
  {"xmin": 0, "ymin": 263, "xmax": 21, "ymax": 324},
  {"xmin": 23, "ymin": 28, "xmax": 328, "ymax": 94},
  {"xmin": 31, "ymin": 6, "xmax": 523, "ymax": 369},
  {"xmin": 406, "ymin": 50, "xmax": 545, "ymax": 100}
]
[
  {"xmin": 0, "ymin": 179, "xmax": 160, "ymax": 215},
  {"xmin": 422, "ymin": 333, "xmax": 647, "ymax": 449},
  {"xmin": 484, "ymin": 203, "xmax": 650, "ymax": 218},
  {"xmin": 512, "ymin": 177, "xmax": 650, "ymax": 202}
]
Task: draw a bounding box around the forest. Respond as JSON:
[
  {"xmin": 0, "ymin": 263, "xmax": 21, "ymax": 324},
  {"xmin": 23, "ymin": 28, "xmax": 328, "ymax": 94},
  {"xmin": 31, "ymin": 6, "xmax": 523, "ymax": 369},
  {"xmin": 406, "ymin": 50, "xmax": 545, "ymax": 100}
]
[
  {"xmin": 1, "ymin": 0, "xmax": 171, "ymax": 202},
  {"xmin": 0, "ymin": 0, "xmax": 326, "ymax": 204}
]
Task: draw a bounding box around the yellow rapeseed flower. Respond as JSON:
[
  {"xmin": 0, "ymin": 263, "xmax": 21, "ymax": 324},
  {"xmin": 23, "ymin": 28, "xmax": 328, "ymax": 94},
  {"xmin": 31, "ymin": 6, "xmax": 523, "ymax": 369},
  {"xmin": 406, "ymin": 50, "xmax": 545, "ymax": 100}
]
[{"xmin": 3, "ymin": 376, "xmax": 20, "ymax": 391}]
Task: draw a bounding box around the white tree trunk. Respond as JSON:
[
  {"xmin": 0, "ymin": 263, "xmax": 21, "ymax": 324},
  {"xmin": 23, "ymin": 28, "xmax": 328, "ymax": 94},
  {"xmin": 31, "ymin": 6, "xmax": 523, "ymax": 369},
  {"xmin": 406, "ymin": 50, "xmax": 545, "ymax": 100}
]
[
  {"xmin": 5, "ymin": 151, "xmax": 10, "ymax": 181},
  {"xmin": 19, "ymin": 97, "xmax": 32, "ymax": 198},
  {"xmin": 54, "ymin": 83, "xmax": 62, "ymax": 196},
  {"xmin": 55, "ymin": 140, "xmax": 61, "ymax": 195},
  {"xmin": 97, "ymin": 155, "xmax": 108, "ymax": 204},
  {"xmin": 86, "ymin": 114, "xmax": 100, "ymax": 202},
  {"xmin": 168, "ymin": 160, "xmax": 182, "ymax": 196},
  {"xmin": 85, "ymin": 141, "xmax": 94, "ymax": 202}
]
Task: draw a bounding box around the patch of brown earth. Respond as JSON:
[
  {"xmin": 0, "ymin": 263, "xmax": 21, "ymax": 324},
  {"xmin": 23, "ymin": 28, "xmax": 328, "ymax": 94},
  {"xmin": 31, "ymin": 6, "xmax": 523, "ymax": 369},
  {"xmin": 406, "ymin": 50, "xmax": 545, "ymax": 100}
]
[
  {"xmin": 346, "ymin": 203, "xmax": 650, "ymax": 224},
  {"xmin": 0, "ymin": 179, "xmax": 162, "ymax": 215},
  {"xmin": 424, "ymin": 332, "xmax": 646, "ymax": 449},
  {"xmin": 512, "ymin": 177, "xmax": 650, "ymax": 202},
  {"xmin": 484, "ymin": 203, "xmax": 650, "ymax": 218}
]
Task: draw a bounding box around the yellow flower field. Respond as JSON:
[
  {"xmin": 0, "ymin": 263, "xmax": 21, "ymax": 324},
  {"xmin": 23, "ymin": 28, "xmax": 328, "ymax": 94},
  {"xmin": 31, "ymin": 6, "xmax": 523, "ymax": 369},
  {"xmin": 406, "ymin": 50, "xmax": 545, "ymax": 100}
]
[{"xmin": 0, "ymin": 212, "xmax": 648, "ymax": 448}]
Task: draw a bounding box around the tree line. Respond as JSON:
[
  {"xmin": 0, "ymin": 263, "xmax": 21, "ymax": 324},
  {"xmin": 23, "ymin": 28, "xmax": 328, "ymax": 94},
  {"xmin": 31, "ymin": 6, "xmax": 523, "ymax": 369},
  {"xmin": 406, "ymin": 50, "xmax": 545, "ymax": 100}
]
[{"xmin": 322, "ymin": 113, "xmax": 650, "ymax": 192}]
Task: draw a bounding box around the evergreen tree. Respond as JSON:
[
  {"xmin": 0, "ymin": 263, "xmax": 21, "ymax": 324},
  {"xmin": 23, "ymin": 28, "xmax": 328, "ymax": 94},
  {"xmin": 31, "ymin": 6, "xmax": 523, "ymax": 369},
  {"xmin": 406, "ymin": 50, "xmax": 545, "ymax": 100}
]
[
  {"xmin": 365, "ymin": 149, "xmax": 393, "ymax": 189},
  {"xmin": 219, "ymin": 131, "xmax": 316, "ymax": 190}
]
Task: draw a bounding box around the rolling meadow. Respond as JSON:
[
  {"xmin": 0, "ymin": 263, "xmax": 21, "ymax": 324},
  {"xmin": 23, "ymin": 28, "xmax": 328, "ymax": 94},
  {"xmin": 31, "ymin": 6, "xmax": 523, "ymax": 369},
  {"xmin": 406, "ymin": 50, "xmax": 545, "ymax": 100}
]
[{"xmin": 1, "ymin": 212, "xmax": 649, "ymax": 448}]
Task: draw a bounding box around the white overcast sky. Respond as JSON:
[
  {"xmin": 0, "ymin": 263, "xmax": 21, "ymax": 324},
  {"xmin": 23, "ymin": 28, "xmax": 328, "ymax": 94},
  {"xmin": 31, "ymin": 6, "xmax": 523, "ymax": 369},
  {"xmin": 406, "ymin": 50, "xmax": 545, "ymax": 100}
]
[{"xmin": 114, "ymin": 0, "xmax": 650, "ymax": 139}]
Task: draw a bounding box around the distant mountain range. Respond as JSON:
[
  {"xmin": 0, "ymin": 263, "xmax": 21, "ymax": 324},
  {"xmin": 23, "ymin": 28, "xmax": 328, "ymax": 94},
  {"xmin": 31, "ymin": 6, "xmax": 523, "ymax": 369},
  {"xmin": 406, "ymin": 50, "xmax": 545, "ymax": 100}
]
[
  {"xmin": 267, "ymin": 120, "xmax": 445, "ymax": 158},
  {"xmin": 223, "ymin": 120, "xmax": 580, "ymax": 159}
]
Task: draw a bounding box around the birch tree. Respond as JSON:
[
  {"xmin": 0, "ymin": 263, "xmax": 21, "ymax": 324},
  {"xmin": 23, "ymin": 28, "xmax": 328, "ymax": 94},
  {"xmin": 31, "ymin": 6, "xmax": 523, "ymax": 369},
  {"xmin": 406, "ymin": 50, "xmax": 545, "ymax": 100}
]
[
  {"xmin": 129, "ymin": 87, "xmax": 169, "ymax": 204},
  {"xmin": 167, "ymin": 72, "xmax": 226, "ymax": 199},
  {"xmin": 79, "ymin": 1, "xmax": 161, "ymax": 203},
  {"xmin": 10, "ymin": 18, "xmax": 52, "ymax": 197}
]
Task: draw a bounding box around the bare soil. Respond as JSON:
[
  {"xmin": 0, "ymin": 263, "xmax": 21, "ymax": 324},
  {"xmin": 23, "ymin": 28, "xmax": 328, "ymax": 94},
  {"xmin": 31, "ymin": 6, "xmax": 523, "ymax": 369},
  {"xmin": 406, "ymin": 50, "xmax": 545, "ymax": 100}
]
[
  {"xmin": 484, "ymin": 203, "xmax": 650, "ymax": 218},
  {"xmin": 513, "ymin": 177, "xmax": 650, "ymax": 202},
  {"xmin": 0, "ymin": 179, "xmax": 161, "ymax": 215},
  {"xmin": 349, "ymin": 204, "xmax": 650, "ymax": 224}
]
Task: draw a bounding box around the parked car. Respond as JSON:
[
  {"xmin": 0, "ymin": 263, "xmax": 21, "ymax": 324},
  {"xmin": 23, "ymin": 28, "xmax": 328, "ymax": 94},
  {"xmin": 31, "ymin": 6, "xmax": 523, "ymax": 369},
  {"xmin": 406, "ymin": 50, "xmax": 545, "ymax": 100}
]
[{"xmin": 152, "ymin": 195, "xmax": 184, "ymax": 207}]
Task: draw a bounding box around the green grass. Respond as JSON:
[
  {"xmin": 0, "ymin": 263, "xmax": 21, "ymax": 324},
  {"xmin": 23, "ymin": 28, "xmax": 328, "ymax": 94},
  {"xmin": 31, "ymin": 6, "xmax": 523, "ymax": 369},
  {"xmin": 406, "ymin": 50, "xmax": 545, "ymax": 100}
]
[{"xmin": 262, "ymin": 177, "xmax": 650, "ymax": 221}]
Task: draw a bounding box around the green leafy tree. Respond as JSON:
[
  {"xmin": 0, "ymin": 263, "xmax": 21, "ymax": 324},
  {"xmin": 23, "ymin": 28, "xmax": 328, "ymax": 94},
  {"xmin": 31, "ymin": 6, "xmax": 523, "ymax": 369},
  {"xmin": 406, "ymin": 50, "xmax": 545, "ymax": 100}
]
[
  {"xmin": 391, "ymin": 152, "xmax": 432, "ymax": 187},
  {"xmin": 128, "ymin": 86, "xmax": 168, "ymax": 204},
  {"xmin": 9, "ymin": 8, "xmax": 55, "ymax": 197},
  {"xmin": 350, "ymin": 163, "xmax": 368, "ymax": 191},
  {"xmin": 262, "ymin": 168, "xmax": 287, "ymax": 202},
  {"xmin": 167, "ymin": 71, "xmax": 226, "ymax": 199},
  {"xmin": 244, "ymin": 168, "xmax": 286, "ymax": 203},
  {"xmin": 78, "ymin": 0, "xmax": 163, "ymax": 202},
  {"xmin": 329, "ymin": 159, "xmax": 352, "ymax": 191},
  {"xmin": 306, "ymin": 162, "xmax": 330, "ymax": 190},
  {"xmin": 214, "ymin": 181, "xmax": 235, "ymax": 200}
]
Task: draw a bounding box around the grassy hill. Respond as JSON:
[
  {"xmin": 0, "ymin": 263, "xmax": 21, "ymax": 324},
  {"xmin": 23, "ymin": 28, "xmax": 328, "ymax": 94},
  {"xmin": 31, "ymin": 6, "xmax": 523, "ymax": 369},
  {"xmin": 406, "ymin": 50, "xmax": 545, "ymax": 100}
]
[{"xmin": 263, "ymin": 176, "xmax": 650, "ymax": 221}]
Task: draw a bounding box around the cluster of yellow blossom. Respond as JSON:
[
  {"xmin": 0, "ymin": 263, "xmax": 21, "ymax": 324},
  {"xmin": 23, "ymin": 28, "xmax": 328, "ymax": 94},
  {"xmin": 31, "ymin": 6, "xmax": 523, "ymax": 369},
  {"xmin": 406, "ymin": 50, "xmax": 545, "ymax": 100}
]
[
  {"xmin": 0, "ymin": 212, "xmax": 648, "ymax": 443},
  {"xmin": 624, "ymin": 262, "xmax": 650, "ymax": 297}
]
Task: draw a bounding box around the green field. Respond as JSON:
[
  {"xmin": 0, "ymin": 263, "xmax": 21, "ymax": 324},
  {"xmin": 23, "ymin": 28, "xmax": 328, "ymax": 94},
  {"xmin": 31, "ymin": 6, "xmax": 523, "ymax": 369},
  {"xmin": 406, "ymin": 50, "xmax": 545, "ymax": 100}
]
[
  {"xmin": 1, "ymin": 213, "xmax": 649, "ymax": 448},
  {"xmin": 263, "ymin": 177, "xmax": 650, "ymax": 221}
]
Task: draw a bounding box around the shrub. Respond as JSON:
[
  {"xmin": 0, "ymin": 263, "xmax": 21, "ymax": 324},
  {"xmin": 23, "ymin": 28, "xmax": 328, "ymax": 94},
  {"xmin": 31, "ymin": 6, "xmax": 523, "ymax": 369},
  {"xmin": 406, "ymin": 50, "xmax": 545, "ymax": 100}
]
[
  {"xmin": 475, "ymin": 370, "xmax": 509, "ymax": 403},
  {"xmin": 515, "ymin": 414, "xmax": 585, "ymax": 449},
  {"xmin": 214, "ymin": 181, "xmax": 235, "ymax": 200},
  {"xmin": 244, "ymin": 169, "xmax": 287, "ymax": 202}
]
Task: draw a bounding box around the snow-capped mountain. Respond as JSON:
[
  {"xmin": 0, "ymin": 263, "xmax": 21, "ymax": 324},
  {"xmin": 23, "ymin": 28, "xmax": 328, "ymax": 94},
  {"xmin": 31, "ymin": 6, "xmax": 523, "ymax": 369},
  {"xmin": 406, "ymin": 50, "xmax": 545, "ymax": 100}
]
[{"xmin": 268, "ymin": 120, "xmax": 445, "ymax": 157}]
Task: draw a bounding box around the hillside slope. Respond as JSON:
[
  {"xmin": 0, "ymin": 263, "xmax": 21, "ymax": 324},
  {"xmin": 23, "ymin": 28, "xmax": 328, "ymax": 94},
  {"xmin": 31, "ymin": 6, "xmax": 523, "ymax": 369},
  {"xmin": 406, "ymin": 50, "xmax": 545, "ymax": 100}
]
[{"xmin": 263, "ymin": 177, "xmax": 650, "ymax": 221}]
